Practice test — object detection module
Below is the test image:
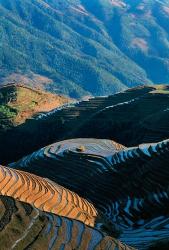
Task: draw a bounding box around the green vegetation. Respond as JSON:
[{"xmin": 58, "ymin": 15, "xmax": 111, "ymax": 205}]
[
  {"xmin": 0, "ymin": 84, "xmax": 69, "ymax": 130},
  {"xmin": 0, "ymin": 105, "xmax": 17, "ymax": 118},
  {"xmin": 1, "ymin": 0, "xmax": 169, "ymax": 97}
]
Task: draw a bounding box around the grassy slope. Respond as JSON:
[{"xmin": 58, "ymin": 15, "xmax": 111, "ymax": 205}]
[
  {"xmin": 0, "ymin": 84, "xmax": 70, "ymax": 130},
  {"xmin": 2, "ymin": 0, "xmax": 168, "ymax": 97}
]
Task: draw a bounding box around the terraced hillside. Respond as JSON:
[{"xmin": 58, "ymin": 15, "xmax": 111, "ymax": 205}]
[
  {"xmin": 0, "ymin": 85, "xmax": 169, "ymax": 248},
  {"xmin": 0, "ymin": 164, "xmax": 101, "ymax": 228},
  {"xmin": 0, "ymin": 196, "xmax": 132, "ymax": 250},
  {"xmin": 10, "ymin": 138, "xmax": 169, "ymax": 249},
  {"xmin": 0, "ymin": 85, "xmax": 156, "ymax": 163},
  {"xmin": 0, "ymin": 84, "xmax": 70, "ymax": 130},
  {"xmin": 1, "ymin": 85, "xmax": 169, "ymax": 164},
  {"xmin": 72, "ymin": 85, "xmax": 169, "ymax": 145}
]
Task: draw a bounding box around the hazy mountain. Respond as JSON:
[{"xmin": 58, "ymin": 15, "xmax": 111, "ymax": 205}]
[{"xmin": 1, "ymin": 0, "xmax": 169, "ymax": 97}]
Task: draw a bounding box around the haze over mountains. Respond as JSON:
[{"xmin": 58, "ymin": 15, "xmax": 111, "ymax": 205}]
[{"xmin": 1, "ymin": 0, "xmax": 169, "ymax": 97}]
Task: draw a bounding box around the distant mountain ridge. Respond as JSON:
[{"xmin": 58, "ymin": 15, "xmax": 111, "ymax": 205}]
[{"xmin": 1, "ymin": 0, "xmax": 169, "ymax": 97}]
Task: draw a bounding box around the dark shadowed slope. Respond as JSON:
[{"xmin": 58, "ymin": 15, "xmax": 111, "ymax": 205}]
[
  {"xmin": 10, "ymin": 138, "xmax": 169, "ymax": 249},
  {"xmin": 1, "ymin": 85, "xmax": 169, "ymax": 164},
  {"xmin": 0, "ymin": 196, "xmax": 132, "ymax": 250},
  {"xmin": 0, "ymin": 85, "xmax": 156, "ymax": 164},
  {"xmin": 1, "ymin": 0, "xmax": 169, "ymax": 97},
  {"xmin": 71, "ymin": 85, "xmax": 169, "ymax": 145}
]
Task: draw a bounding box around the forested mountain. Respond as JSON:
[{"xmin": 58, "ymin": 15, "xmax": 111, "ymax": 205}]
[{"xmin": 1, "ymin": 0, "xmax": 169, "ymax": 97}]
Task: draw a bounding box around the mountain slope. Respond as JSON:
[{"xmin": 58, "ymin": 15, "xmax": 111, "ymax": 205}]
[
  {"xmin": 10, "ymin": 138, "xmax": 169, "ymax": 249},
  {"xmin": 1, "ymin": 0, "xmax": 169, "ymax": 97},
  {"xmin": 1, "ymin": 85, "xmax": 169, "ymax": 164},
  {"xmin": 0, "ymin": 164, "xmax": 136, "ymax": 249},
  {"xmin": 0, "ymin": 196, "xmax": 132, "ymax": 250},
  {"xmin": 0, "ymin": 84, "xmax": 70, "ymax": 130},
  {"xmin": 0, "ymin": 164, "xmax": 100, "ymax": 228},
  {"xmin": 72, "ymin": 85, "xmax": 169, "ymax": 145}
]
